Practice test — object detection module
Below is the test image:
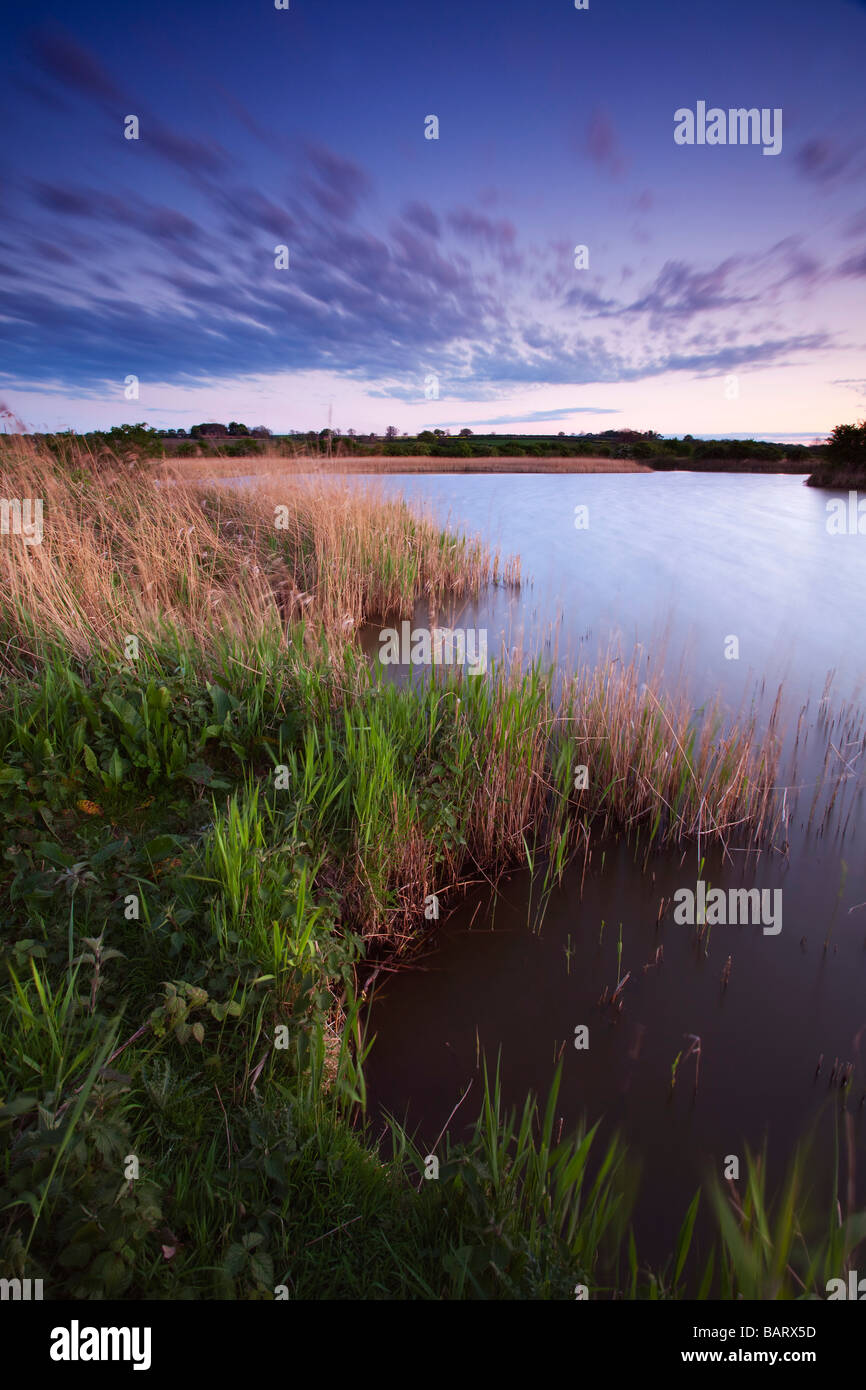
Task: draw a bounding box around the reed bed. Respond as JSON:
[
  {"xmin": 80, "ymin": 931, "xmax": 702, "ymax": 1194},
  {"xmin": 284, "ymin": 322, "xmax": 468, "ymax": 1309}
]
[
  {"xmin": 162, "ymin": 452, "xmax": 652, "ymax": 477},
  {"xmin": 3, "ymin": 435, "xmax": 831, "ymax": 1303},
  {"xmin": 0, "ymin": 437, "xmax": 783, "ymax": 945},
  {"xmin": 0, "ymin": 437, "xmax": 517, "ymax": 677},
  {"xmin": 562, "ymin": 656, "xmax": 783, "ymax": 856}
]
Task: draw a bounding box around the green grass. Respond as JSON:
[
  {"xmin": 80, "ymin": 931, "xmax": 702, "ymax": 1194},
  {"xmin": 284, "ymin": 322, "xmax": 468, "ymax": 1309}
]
[
  {"xmin": 0, "ymin": 446, "xmax": 859, "ymax": 1299},
  {"xmin": 0, "ymin": 630, "xmax": 860, "ymax": 1299}
]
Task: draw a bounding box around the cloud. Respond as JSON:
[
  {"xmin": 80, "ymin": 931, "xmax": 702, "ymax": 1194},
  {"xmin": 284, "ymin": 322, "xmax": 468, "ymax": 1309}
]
[
  {"xmin": 439, "ymin": 407, "xmax": 621, "ymax": 426},
  {"xmin": 304, "ymin": 142, "xmax": 373, "ymax": 219},
  {"xmin": 624, "ymin": 257, "xmax": 751, "ymax": 321},
  {"xmin": 33, "ymin": 183, "xmax": 93, "ymax": 217},
  {"xmin": 558, "ymin": 245, "xmax": 822, "ymax": 324},
  {"xmin": 0, "ymin": 107, "xmax": 841, "ymax": 410},
  {"xmin": 403, "ymin": 201, "xmax": 441, "ymax": 238},
  {"xmin": 832, "ymin": 377, "xmax": 866, "ymax": 398},
  {"xmin": 838, "ymin": 247, "xmax": 866, "ymax": 277},
  {"xmin": 26, "ymin": 26, "xmax": 231, "ymax": 184},
  {"xmin": 29, "ymin": 29, "xmax": 125, "ymax": 106},
  {"xmin": 642, "ymin": 334, "xmax": 830, "ymax": 379},
  {"xmin": 583, "ymin": 109, "xmax": 627, "ymax": 177},
  {"xmin": 562, "ymin": 286, "xmax": 619, "ymax": 313},
  {"xmin": 446, "ymin": 207, "xmax": 522, "ymax": 270},
  {"xmin": 147, "ymin": 127, "xmax": 231, "ymax": 178},
  {"xmin": 795, "ymin": 136, "xmax": 861, "ymax": 185}
]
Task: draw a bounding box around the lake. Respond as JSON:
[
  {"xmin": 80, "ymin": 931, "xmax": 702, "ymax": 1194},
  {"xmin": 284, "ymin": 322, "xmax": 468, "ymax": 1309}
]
[{"xmin": 341, "ymin": 470, "xmax": 866, "ymax": 1265}]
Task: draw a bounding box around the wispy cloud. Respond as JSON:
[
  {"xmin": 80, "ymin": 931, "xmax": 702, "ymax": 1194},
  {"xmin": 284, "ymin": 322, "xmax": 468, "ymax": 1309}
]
[{"xmin": 438, "ymin": 407, "xmax": 621, "ymax": 427}]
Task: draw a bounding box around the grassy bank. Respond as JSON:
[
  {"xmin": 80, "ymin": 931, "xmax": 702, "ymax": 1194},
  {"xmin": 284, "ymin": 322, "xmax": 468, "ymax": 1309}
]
[
  {"xmin": 806, "ymin": 464, "xmax": 866, "ymax": 488},
  {"xmin": 162, "ymin": 454, "xmax": 652, "ymax": 478},
  {"xmin": 0, "ymin": 439, "xmax": 861, "ymax": 1299}
]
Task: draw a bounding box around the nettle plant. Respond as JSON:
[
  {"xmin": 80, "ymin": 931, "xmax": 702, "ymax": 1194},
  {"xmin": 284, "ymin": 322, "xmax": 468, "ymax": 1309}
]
[
  {"xmin": 78, "ymin": 675, "xmax": 239, "ymax": 796},
  {"xmin": 149, "ymin": 980, "xmax": 242, "ymax": 1047},
  {"xmin": 2, "ymin": 666, "xmax": 249, "ymax": 816}
]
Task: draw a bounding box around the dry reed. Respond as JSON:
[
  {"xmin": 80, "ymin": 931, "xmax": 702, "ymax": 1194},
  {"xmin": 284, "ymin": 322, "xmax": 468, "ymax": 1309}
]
[{"xmin": 0, "ymin": 436, "xmax": 517, "ymax": 676}]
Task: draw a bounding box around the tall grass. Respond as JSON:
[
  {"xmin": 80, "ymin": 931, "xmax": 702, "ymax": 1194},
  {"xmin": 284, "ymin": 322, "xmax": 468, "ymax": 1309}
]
[
  {"xmin": 0, "ymin": 435, "xmax": 516, "ymax": 677},
  {"xmin": 0, "ymin": 436, "xmax": 828, "ymax": 1301},
  {"xmin": 163, "ymin": 452, "xmax": 652, "ymax": 477}
]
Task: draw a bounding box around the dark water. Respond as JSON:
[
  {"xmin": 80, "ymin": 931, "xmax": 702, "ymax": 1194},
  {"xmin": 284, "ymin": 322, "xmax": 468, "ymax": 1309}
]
[
  {"xmin": 344, "ymin": 471, "xmax": 866, "ymax": 1267},
  {"xmin": 233, "ymin": 467, "xmax": 866, "ymax": 1263}
]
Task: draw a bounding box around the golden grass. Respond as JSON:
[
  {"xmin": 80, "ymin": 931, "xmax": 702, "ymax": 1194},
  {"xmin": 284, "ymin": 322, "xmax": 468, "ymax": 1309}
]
[
  {"xmin": 0, "ymin": 436, "xmax": 518, "ymax": 675},
  {"xmin": 164, "ymin": 453, "xmax": 652, "ymax": 478},
  {"xmin": 0, "ymin": 434, "xmax": 783, "ymax": 889}
]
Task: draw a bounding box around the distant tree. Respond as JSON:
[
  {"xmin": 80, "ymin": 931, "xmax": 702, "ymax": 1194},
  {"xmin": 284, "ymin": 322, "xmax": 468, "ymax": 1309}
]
[
  {"xmin": 433, "ymin": 428, "xmax": 445, "ymax": 438},
  {"xmin": 418, "ymin": 430, "xmax": 435, "ymax": 441},
  {"xmin": 103, "ymin": 423, "xmax": 164, "ymax": 460},
  {"xmin": 459, "ymin": 428, "xmax": 473, "ymax": 437},
  {"xmin": 826, "ymin": 420, "xmax": 866, "ymax": 470},
  {"xmin": 385, "ymin": 425, "xmax": 399, "ymax": 439},
  {"xmin": 250, "ymin": 425, "xmax": 272, "ymax": 437},
  {"xmin": 228, "ymin": 421, "xmax": 250, "ymax": 436}
]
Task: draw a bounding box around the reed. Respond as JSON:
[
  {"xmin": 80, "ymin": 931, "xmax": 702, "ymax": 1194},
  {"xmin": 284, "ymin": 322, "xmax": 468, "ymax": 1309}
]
[
  {"xmin": 0, "ymin": 436, "xmax": 516, "ymax": 678},
  {"xmin": 2, "ymin": 434, "xmax": 830, "ymax": 1303}
]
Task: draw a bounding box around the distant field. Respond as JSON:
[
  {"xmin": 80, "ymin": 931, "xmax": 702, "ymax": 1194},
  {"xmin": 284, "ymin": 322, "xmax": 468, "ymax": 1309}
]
[{"xmin": 162, "ymin": 453, "xmax": 653, "ymax": 478}]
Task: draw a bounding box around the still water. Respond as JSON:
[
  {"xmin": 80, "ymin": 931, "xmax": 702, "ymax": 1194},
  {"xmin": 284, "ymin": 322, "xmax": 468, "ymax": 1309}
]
[{"xmin": 346, "ymin": 471, "xmax": 866, "ymax": 1266}]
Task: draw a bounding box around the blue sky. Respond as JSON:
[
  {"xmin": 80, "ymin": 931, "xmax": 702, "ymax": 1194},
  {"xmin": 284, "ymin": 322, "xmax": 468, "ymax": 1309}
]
[{"xmin": 1, "ymin": 0, "xmax": 865, "ymax": 437}]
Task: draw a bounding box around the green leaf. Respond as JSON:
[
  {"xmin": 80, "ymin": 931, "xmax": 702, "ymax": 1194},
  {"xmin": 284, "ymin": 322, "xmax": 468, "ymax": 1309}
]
[
  {"xmin": 59, "ymin": 1243, "xmax": 93, "ymax": 1269},
  {"xmin": 0, "ymin": 1095, "xmax": 39, "ymax": 1118},
  {"xmin": 102, "ymin": 694, "xmax": 147, "ymax": 743},
  {"xmin": 106, "ymin": 747, "xmax": 128, "ymax": 785},
  {"xmin": 184, "ymin": 761, "xmax": 215, "ymax": 786},
  {"xmin": 143, "ymin": 834, "xmax": 183, "ymax": 860},
  {"xmin": 674, "ymin": 1189, "xmax": 701, "ymax": 1284},
  {"xmin": 249, "ymin": 1252, "xmax": 274, "ymax": 1287},
  {"xmin": 223, "ymin": 1243, "xmax": 247, "ymax": 1278},
  {"xmin": 90, "ymin": 839, "xmax": 129, "ymax": 867}
]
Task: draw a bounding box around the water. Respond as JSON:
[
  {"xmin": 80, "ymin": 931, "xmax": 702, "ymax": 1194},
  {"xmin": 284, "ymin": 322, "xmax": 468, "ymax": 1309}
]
[{"xmin": 338, "ymin": 470, "xmax": 866, "ymax": 1265}]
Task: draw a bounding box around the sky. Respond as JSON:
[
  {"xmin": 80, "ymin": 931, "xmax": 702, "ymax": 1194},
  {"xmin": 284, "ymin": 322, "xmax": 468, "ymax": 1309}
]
[{"xmin": 0, "ymin": 0, "xmax": 865, "ymax": 440}]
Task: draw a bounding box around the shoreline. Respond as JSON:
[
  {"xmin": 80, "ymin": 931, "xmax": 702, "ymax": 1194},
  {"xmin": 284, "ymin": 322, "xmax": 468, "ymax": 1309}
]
[{"xmin": 159, "ymin": 453, "xmax": 653, "ymax": 478}]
